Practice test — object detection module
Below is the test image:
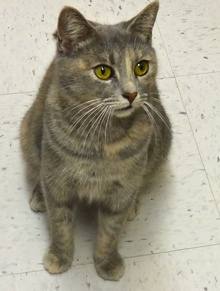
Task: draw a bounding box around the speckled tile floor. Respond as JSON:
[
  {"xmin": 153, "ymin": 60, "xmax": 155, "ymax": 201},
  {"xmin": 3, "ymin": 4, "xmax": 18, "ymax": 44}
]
[{"xmin": 0, "ymin": 0, "xmax": 220, "ymax": 290}]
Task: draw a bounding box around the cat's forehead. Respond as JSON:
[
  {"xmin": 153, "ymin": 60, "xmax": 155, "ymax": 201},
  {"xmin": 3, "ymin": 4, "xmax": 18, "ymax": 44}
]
[
  {"xmin": 90, "ymin": 23, "xmax": 154, "ymax": 64},
  {"xmin": 97, "ymin": 23, "xmax": 136, "ymax": 48}
]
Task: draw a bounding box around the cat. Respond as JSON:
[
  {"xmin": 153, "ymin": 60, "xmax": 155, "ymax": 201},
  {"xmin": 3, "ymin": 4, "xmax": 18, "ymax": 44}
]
[{"xmin": 20, "ymin": 0, "xmax": 172, "ymax": 281}]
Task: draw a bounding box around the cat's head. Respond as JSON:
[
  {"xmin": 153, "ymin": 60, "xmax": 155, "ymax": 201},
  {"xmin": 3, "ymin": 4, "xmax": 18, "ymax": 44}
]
[{"xmin": 56, "ymin": 1, "xmax": 159, "ymax": 118}]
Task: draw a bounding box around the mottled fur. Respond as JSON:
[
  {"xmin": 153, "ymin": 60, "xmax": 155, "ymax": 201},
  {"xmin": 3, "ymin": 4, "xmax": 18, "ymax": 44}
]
[{"xmin": 20, "ymin": 1, "xmax": 172, "ymax": 281}]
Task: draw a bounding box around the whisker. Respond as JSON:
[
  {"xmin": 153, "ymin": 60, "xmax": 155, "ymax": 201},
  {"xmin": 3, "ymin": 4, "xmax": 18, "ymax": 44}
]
[
  {"xmin": 146, "ymin": 92, "xmax": 160, "ymax": 96},
  {"xmin": 66, "ymin": 103, "xmax": 104, "ymax": 137},
  {"xmin": 62, "ymin": 99, "xmax": 100, "ymax": 115},
  {"xmin": 76, "ymin": 103, "xmax": 104, "ymax": 133},
  {"xmin": 148, "ymin": 92, "xmax": 168, "ymax": 99},
  {"xmin": 82, "ymin": 105, "xmax": 107, "ymax": 149},
  {"xmin": 104, "ymin": 106, "xmax": 113, "ymax": 145},
  {"xmin": 144, "ymin": 102, "xmax": 172, "ymax": 133},
  {"xmin": 98, "ymin": 106, "xmax": 110, "ymax": 144},
  {"xmin": 90, "ymin": 105, "xmax": 109, "ymax": 144},
  {"xmin": 81, "ymin": 111, "xmax": 104, "ymax": 152},
  {"xmin": 150, "ymin": 97, "xmax": 162, "ymax": 103},
  {"xmin": 141, "ymin": 104, "xmax": 159, "ymax": 146}
]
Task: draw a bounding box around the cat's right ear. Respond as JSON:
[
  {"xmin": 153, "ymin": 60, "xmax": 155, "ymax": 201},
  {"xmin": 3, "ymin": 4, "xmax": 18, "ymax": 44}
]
[
  {"xmin": 127, "ymin": 1, "xmax": 159, "ymax": 43},
  {"xmin": 57, "ymin": 7, "xmax": 96, "ymax": 53}
]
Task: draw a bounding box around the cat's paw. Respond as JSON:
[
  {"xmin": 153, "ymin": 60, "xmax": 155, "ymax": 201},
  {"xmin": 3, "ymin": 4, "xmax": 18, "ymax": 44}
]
[
  {"xmin": 29, "ymin": 184, "xmax": 46, "ymax": 212},
  {"xmin": 95, "ymin": 251, "xmax": 125, "ymax": 281},
  {"xmin": 127, "ymin": 200, "xmax": 140, "ymax": 221},
  {"xmin": 43, "ymin": 251, "xmax": 72, "ymax": 274},
  {"xmin": 29, "ymin": 194, "xmax": 46, "ymax": 212}
]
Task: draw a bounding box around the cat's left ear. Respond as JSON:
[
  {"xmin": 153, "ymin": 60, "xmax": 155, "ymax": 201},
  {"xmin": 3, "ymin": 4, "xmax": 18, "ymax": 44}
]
[
  {"xmin": 57, "ymin": 6, "xmax": 97, "ymax": 53},
  {"xmin": 127, "ymin": 1, "xmax": 159, "ymax": 42}
]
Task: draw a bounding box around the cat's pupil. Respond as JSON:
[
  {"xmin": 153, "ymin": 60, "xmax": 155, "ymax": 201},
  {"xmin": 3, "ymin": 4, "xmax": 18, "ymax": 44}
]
[
  {"xmin": 101, "ymin": 66, "xmax": 105, "ymax": 75},
  {"xmin": 138, "ymin": 63, "xmax": 144, "ymax": 71}
]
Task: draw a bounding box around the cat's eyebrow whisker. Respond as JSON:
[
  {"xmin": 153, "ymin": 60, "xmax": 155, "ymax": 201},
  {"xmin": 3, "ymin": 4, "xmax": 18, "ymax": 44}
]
[{"xmin": 144, "ymin": 101, "xmax": 172, "ymax": 134}]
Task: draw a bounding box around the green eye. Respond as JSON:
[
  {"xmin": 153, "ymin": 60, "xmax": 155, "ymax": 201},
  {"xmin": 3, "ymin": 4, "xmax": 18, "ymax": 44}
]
[
  {"xmin": 134, "ymin": 60, "xmax": 149, "ymax": 76},
  {"xmin": 94, "ymin": 65, "xmax": 113, "ymax": 80}
]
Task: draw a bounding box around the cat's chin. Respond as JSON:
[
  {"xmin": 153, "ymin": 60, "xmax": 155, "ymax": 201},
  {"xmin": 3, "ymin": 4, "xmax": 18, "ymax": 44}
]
[{"xmin": 114, "ymin": 106, "xmax": 135, "ymax": 118}]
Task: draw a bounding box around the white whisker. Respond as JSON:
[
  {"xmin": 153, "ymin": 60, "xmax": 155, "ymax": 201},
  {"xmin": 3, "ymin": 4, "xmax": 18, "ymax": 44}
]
[
  {"xmin": 144, "ymin": 101, "xmax": 172, "ymax": 133},
  {"xmin": 82, "ymin": 105, "xmax": 107, "ymax": 149},
  {"xmin": 67, "ymin": 103, "xmax": 104, "ymax": 137},
  {"xmin": 104, "ymin": 106, "xmax": 113, "ymax": 145},
  {"xmin": 81, "ymin": 111, "xmax": 103, "ymax": 152},
  {"xmin": 141, "ymin": 104, "xmax": 160, "ymax": 145},
  {"xmin": 62, "ymin": 98, "xmax": 100, "ymax": 115},
  {"xmin": 98, "ymin": 106, "xmax": 110, "ymax": 144},
  {"xmin": 90, "ymin": 106, "xmax": 109, "ymax": 143}
]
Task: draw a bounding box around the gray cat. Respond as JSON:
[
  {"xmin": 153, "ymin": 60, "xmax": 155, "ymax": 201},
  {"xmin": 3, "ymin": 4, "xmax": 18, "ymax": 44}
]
[{"xmin": 20, "ymin": 0, "xmax": 172, "ymax": 281}]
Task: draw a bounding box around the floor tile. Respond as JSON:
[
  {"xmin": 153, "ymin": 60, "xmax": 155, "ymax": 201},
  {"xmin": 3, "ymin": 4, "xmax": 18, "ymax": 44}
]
[
  {"xmin": 176, "ymin": 72, "xmax": 220, "ymax": 208},
  {"xmin": 1, "ymin": 245, "xmax": 220, "ymax": 291},
  {"xmin": 157, "ymin": 0, "xmax": 220, "ymax": 75}
]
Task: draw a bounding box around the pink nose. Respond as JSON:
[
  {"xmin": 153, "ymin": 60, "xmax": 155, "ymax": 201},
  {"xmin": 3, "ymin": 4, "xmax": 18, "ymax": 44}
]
[{"xmin": 122, "ymin": 92, "xmax": 137, "ymax": 104}]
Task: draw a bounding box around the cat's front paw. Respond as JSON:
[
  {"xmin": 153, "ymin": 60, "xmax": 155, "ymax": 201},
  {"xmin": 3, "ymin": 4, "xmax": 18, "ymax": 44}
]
[
  {"xmin": 127, "ymin": 199, "xmax": 140, "ymax": 221},
  {"xmin": 29, "ymin": 183, "xmax": 46, "ymax": 212},
  {"xmin": 95, "ymin": 251, "xmax": 125, "ymax": 281},
  {"xmin": 43, "ymin": 250, "xmax": 72, "ymax": 274},
  {"xmin": 29, "ymin": 194, "xmax": 46, "ymax": 212}
]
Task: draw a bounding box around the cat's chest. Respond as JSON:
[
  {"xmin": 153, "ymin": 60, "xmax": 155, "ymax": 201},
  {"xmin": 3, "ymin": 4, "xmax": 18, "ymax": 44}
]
[
  {"xmin": 72, "ymin": 158, "xmax": 144, "ymax": 202},
  {"xmin": 64, "ymin": 120, "xmax": 150, "ymax": 183},
  {"xmin": 70, "ymin": 155, "xmax": 127, "ymax": 184}
]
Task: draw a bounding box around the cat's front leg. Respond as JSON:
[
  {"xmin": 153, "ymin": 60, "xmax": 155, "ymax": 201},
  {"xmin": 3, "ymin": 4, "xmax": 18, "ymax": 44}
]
[
  {"xmin": 42, "ymin": 180, "xmax": 76, "ymax": 274},
  {"xmin": 94, "ymin": 208, "xmax": 129, "ymax": 281}
]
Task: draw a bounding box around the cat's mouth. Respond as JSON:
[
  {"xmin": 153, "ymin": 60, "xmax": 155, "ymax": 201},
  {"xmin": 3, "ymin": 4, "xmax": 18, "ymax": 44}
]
[
  {"xmin": 113, "ymin": 102, "xmax": 138, "ymax": 117},
  {"xmin": 114, "ymin": 104, "xmax": 135, "ymax": 117},
  {"xmin": 118, "ymin": 104, "xmax": 133, "ymax": 111}
]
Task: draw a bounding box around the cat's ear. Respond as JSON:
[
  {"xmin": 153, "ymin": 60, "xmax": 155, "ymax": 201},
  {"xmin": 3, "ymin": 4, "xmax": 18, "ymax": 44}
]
[
  {"xmin": 57, "ymin": 7, "xmax": 96, "ymax": 53},
  {"xmin": 127, "ymin": 1, "xmax": 159, "ymax": 42}
]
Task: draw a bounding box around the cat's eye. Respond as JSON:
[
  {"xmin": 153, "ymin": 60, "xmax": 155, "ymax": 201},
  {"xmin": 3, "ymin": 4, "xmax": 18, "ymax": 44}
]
[
  {"xmin": 134, "ymin": 60, "xmax": 149, "ymax": 76},
  {"xmin": 94, "ymin": 65, "xmax": 113, "ymax": 80}
]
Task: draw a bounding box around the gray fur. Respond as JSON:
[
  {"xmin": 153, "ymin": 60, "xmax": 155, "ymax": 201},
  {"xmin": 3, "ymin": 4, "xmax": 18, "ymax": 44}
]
[{"xmin": 20, "ymin": 1, "xmax": 172, "ymax": 281}]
